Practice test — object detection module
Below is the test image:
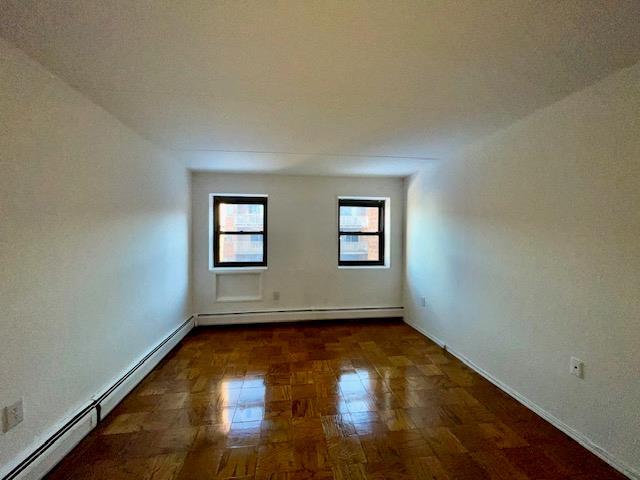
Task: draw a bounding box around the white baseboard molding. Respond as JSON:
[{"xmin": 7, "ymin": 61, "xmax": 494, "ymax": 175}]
[
  {"xmin": 94, "ymin": 315, "xmax": 195, "ymax": 419},
  {"xmin": 197, "ymin": 307, "xmax": 404, "ymax": 326},
  {"xmin": 1, "ymin": 315, "xmax": 195, "ymax": 480},
  {"xmin": 404, "ymin": 318, "xmax": 639, "ymax": 480}
]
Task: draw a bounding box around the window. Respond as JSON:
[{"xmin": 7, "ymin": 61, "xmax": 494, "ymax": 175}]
[
  {"xmin": 213, "ymin": 195, "xmax": 267, "ymax": 268},
  {"xmin": 338, "ymin": 198, "xmax": 385, "ymax": 266}
]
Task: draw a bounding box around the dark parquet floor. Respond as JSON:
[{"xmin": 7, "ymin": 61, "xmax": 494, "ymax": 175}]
[{"xmin": 46, "ymin": 320, "xmax": 625, "ymax": 479}]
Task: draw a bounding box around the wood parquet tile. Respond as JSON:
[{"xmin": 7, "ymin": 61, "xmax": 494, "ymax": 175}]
[{"xmin": 45, "ymin": 320, "xmax": 626, "ymax": 479}]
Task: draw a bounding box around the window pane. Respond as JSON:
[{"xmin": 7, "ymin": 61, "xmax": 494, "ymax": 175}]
[
  {"xmin": 219, "ymin": 203, "xmax": 264, "ymax": 232},
  {"xmin": 219, "ymin": 234, "xmax": 264, "ymax": 263},
  {"xmin": 340, "ymin": 235, "xmax": 379, "ymax": 262},
  {"xmin": 339, "ymin": 206, "xmax": 379, "ymax": 232}
]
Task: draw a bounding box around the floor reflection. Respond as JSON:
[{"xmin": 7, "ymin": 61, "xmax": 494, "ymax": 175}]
[{"xmin": 46, "ymin": 322, "xmax": 623, "ymax": 480}]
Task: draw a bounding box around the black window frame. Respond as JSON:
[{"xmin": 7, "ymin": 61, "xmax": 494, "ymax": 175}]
[
  {"xmin": 213, "ymin": 195, "xmax": 268, "ymax": 268},
  {"xmin": 338, "ymin": 198, "xmax": 385, "ymax": 266}
]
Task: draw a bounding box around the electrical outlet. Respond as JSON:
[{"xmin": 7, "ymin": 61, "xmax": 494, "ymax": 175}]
[
  {"xmin": 570, "ymin": 357, "xmax": 584, "ymax": 379},
  {"xmin": 273, "ymin": 291, "xmax": 280, "ymax": 301},
  {"xmin": 420, "ymin": 297, "xmax": 427, "ymax": 308},
  {"xmin": 3, "ymin": 399, "xmax": 24, "ymax": 433}
]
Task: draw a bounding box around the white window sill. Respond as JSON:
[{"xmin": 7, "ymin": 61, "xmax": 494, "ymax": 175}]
[
  {"xmin": 210, "ymin": 267, "xmax": 268, "ymax": 273},
  {"xmin": 338, "ymin": 265, "xmax": 390, "ymax": 270}
]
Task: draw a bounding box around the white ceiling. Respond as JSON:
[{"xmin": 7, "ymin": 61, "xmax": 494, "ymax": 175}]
[{"xmin": 2, "ymin": 0, "xmax": 639, "ymax": 176}]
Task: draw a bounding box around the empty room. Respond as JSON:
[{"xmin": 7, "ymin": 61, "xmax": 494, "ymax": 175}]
[{"xmin": 1, "ymin": 1, "xmax": 639, "ymax": 479}]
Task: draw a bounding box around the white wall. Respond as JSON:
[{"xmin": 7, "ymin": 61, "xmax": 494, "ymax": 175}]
[
  {"xmin": 404, "ymin": 62, "xmax": 640, "ymax": 477},
  {"xmin": 0, "ymin": 38, "xmax": 191, "ymax": 471},
  {"xmin": 192, "ymin": 173, "xmax": 404, "ymax": 314}
]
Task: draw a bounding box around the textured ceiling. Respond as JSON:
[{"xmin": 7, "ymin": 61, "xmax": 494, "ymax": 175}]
[{"xmin": 2, "ymin": 0, "xmax": 639, "ymax": 176}]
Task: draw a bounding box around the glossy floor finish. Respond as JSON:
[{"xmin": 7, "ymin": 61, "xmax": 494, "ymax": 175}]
[{"xmin": 47, "ymin": 320, "xmax": 625, "ymax": 480}]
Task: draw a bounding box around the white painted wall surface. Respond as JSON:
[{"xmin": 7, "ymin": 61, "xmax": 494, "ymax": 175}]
[
  {"xmin": 192, "ymin": 173, "xmax": 404, "ymax": 314},
  {"xmin": 0, "ymin": 39, "xmax": 191, "ymax": 471},
  {"xmin": 404, "ymin": 62, "xmax": 640, "ymax": 476}
]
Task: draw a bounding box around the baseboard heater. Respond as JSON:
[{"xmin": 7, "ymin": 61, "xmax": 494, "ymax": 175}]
[
  {"xmin": 1, "ymin": 315, "xmax": 195, "ymax": 480},
  {"xmin": 196, "ymin": 306, "xmax": 404, "ymax": 326}
]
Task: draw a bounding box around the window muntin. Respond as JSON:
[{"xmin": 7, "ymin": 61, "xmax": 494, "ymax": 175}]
[
  {"xmin": 213, "ymin": 196, "xmax": 267, "ymax": 267},
  {"xmin": 338, "ymin": 199, "xmax": 385, "ymax": 266}
]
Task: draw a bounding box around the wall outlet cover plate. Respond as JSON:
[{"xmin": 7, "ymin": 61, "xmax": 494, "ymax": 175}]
[
  {"xmin": 570, "ymin": 357, "xmax": 584, "ymax": 379},
  {"xmin": 3, "ymin": 399, "xmax": 24, "ymax": 432}
]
